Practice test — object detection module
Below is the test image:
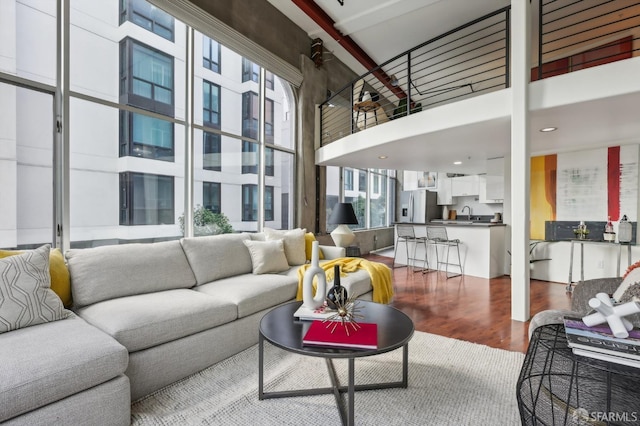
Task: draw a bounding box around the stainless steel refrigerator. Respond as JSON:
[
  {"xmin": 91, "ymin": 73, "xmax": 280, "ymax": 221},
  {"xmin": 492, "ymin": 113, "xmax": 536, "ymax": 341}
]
[{"xmin": 398, "ymin": 190, "xmax": 440, "ymax": 223}]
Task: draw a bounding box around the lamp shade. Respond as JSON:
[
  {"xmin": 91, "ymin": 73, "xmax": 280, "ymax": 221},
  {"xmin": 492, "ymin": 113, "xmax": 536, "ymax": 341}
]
[
  {"xmin": 328, "ymin": 203, "xmax": 358, "ymax": 225},
  {"xmin": 328, "ymin": 203, "xmax": 358, "ymax": 248}
]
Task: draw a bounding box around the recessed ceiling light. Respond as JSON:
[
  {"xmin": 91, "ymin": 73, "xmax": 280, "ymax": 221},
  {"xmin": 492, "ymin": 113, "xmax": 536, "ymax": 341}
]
[
  {"xmin": 453, "ymin": 161, "xmax": 462, "ymax": 165},
  {"xmin": 378, "ymin": 155, "xmax": 387, "ymax": 159},
  {"xmin": 540, "ymin": 127, "xmax": 557, "ymax": 132}
]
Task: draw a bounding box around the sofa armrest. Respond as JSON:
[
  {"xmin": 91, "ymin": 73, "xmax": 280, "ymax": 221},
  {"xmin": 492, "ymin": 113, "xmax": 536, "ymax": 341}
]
[
  {"xmin": 570, "ymin": 277, "xmax": 622, "ymax": 314},
  {"xmin": 320, "ymin": 245, "xmax": 345, "ymax": 259}
]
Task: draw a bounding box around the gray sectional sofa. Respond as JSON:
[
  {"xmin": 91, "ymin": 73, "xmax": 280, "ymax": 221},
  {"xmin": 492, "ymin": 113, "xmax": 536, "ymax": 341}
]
[{"xmin": 1, "ymin": 231, "xmax": 378, "ymax": 425}]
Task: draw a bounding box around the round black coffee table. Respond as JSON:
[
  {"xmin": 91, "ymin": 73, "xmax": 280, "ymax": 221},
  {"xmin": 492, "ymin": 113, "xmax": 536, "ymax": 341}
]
[{"xmin": 258, "ymin": 300, "xmax": 414, "ymax": 426}]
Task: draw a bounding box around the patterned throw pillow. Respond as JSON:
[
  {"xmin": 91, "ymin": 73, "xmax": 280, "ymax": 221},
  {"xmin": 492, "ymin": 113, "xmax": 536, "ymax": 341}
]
[
  {"xmin": 0, "ymin": 244, "xmax": 68, "ymax": 334},
  {"xmin": 613, "ymin": 260, "xmax": 640, "ymax": 303},
  {"xmin": 0, "ymin": 247, "xmax": 72, "ymax": 307}
]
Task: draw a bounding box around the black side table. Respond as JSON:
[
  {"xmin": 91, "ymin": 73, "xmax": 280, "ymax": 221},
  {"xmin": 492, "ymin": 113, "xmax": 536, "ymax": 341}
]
[{"xmin": 517, "ymin": 324, "xmax": 640, "ymax": 425}]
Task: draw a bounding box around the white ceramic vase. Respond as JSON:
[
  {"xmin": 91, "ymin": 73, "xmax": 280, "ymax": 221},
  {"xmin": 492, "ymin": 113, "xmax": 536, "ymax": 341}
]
[{"xmin": 302, "ymin": 241, "xmax": 327, "ymax": 310}]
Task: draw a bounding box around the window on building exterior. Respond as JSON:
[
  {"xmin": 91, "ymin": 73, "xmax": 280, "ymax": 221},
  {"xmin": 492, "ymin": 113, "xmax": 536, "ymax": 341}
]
[
  {"xmin": 120, "ymin": 0, "xmax": 174, "ymax": 41},
  {"xmin": 242, "ymin": 58, "xmax": 274, "ymax": 89},
  {"xmin": 120, "ymin": 38, "xmax": 174, "ymax": 116},
  {"xmin": 120, "ymin": 111, "xmax": 174, "ymax": 161},
  {"xmin": 242, "ymin": 141, "xmax": 274, "ymax": 176},
  {"xmin": 242, "ymin": 92, "xmax": 273, "ymax": 142},
  {"xmin": 203, "ymin": 36, "xmax": 220, "ymax": 73},
  {"xmin": 344, "ymin": 169, "xmax": 354, "ymax": 191},
  {"xmin": 203, "ymin": 131, "xmax": 221, "ymax": 171},
  {"xmin": 120, "ymin": 172, "xmax": 174, "ymax": 225},
  {"xmin": 203, "ymin": 181, "xmax": 221, "ymax": 213},
  {"xmin": 242, "ymin": 91, "xmax": 259, "ymax": 139},
  {"xmin": 1, "ymin": 1, "xmax": 296, "ymax": 249},
  {"xmin": 242, "ymin": 184, "xmax": 273, "ymax": 221},
  {"xmin": 265, "ymin": 98, "xmax": 274, "ymax": 143},
  {"xmin": 359, "ymin": 170, "xmax": 367, "ymax": 192},
  {"xmin": 203, "ymin": 80, "xmax": 221, "ymax": 128}
]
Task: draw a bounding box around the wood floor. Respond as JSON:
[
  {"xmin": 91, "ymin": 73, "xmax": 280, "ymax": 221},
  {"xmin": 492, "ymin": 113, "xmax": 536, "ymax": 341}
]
[{"xmin": 364, "ymin": 253, "xmax": 572, "ymax": 354}]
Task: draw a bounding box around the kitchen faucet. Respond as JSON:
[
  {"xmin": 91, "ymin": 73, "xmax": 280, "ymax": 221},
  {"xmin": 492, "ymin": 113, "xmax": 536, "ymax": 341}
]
[{"xmin": 461, "ymin": 205, "xmax": 471, "ymax": 221}]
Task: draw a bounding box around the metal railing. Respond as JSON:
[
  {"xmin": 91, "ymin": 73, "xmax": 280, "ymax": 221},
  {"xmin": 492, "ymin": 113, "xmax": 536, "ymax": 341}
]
[
  {"xmin": 320, "ymin": 6, "xmax": 510, "ymax": 146},
  {"xmin": 534, "ymin": 0, "xmax": 640, "ymax": 80},
  {"xmin": 320, "ymin": 0, "xmax": 640, "ymax": 147}
]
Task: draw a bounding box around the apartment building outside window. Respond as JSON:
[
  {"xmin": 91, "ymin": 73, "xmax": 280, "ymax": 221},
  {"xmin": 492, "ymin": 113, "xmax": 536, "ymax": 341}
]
[
  {"xmin": 120, "ymin": 0, "xmax": 174, "ymax": 41},
  {"xmin": 203, "ymin": 36, "xmax": 220, "ymax": 73},
  {"xmin": 120, "ymin": 172, "xmax": 174, "ymax": 225},
  {"xmin": 203, "ymin": 182, "xmax": 221, "ymax": 213},
  {"xmin": 1, "ymin": 0, "xmax": 296, "ymax": 250},
  {"xmin": 203, "ymin": 80, "xmax": 221, "ymax": 128},
  {"xmin": 203, "ymin": 132, "xmax": 221, "ymax": 171},
  {"xmin": 120, "ymin": 111, "xmax": 174, "ymax": 161},
  {"xmin": 242, "ymin": 58, "xmax": 274, "ymax": 90},
  {"xmin": 120, "ymin": 38, "xmax": 174, "ymax": 117},
  {"xmin": 344, "ymin": 169, "xmax": 354, "ymax": 191},
  {"xmin": 242, "ymin": 184, "xmax": 274, "ymax": 221}
]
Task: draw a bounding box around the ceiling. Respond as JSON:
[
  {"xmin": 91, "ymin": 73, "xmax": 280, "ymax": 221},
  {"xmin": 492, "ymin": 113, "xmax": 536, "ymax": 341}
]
[{"xmin": 268, "ymin": 0, "xmax": 640, "ymax": 174}]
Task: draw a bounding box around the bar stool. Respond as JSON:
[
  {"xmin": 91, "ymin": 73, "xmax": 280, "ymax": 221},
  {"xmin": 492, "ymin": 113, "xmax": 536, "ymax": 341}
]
[
  {"xmin": 426, "ymin": 225, "xmax": 463, "ymax": 278},
  {"xmin": 393, "ymin": 224, "xmax": 429, "ymax": 272}
]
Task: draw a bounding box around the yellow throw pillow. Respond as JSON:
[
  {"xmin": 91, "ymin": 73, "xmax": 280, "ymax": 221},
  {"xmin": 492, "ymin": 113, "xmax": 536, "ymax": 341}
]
[
  {"xmin": 0, "ymin": 247, "xmax": 72, "ymax": 308},
  {"xmin": 304, "ymin": 232, "xmax": 324, "ymax": 261}
]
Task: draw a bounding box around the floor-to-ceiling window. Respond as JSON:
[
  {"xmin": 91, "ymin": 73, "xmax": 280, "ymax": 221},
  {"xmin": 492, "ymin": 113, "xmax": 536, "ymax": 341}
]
[
  {"xmin": 0, "ymin": 0, "xmax": 296, "ymax": 250},
  {"xmin": 326, "ymin": 166, "xmax": 395, "ymax": 232}
]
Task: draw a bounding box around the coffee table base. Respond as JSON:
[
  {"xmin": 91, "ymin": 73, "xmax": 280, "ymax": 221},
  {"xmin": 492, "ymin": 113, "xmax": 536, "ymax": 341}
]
[{"xmin": 258, "ymin": 335, "xmax": 409, "ymax": 426}]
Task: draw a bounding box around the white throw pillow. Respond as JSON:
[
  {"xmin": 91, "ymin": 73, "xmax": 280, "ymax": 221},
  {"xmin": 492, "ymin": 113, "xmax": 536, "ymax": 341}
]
[
  {"xmin": 0, "ymin": 244, "xmax": 68, "ymax": 334},
  {"xmin": 263, "ymin": 227, "xmax": 306, "ymax": 266},
  {"xmin": 613, "ymin": 261, "xmax": 640, "ymax": 302},
  {"xmin": 243, "ymin": 239, "xmax": 290, "ymax": 274}
]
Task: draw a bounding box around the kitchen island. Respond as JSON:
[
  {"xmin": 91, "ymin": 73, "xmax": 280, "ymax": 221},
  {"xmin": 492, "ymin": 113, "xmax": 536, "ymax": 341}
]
[{"xmin": 394, "ymin": 222, "xmax": 507, "ymax": 279}]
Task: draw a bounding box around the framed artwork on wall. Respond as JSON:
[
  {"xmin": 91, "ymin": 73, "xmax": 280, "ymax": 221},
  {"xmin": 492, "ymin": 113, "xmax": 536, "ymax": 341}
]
[{"xmin": 418, "ymin": 172, "xmax": 437, "ymax": 189}]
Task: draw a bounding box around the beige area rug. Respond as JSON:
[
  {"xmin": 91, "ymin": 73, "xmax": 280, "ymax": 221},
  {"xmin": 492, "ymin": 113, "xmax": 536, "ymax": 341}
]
[{"xmin": 131, "ymin": 331, "xmax": 524, "ymax": 425}]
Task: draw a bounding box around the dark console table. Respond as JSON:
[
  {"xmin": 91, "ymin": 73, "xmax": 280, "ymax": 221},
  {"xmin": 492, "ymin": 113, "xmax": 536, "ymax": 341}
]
[{"xmin": 517, "ymin": 324, "xmax": 640, "ymax": 425}]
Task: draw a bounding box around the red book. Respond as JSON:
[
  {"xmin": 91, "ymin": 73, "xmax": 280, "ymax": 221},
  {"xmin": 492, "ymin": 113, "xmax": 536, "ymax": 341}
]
[{"xmin": 303, "ymin": 320, "xmax": 378, "ymax": 349}]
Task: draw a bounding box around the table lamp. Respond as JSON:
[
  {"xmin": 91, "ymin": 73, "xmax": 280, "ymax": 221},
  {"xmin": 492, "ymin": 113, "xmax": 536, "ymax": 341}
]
[{"xmin": 328, "ymin": 202, "xmax": 358, "ymax": 247}]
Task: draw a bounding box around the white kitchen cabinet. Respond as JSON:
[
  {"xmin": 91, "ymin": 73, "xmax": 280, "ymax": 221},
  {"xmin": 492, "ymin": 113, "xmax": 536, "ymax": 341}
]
[
  {"xmin": 451, "ymin": 175, "xmax": 479, "ymax": 197},
  {"xmin": 482, "ymin": 157, "xmax": 504, "ymax": 202},
  {"xmin": 479, "ymin": 175, "xmax": 504, "ymax": 203},
  {"xmin": 403, "ymin": 170, "xmax": 418, "ymax": 191},
  {"xmin": 437, "ymin": 174, "xmax": 453, "ymax": 205}
]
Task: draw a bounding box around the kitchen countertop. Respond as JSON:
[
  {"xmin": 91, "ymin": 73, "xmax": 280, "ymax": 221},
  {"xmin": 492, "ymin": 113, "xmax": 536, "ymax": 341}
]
[{"xmin": 396, "ymin": 221, "xmax": 506, "ymax": 227}]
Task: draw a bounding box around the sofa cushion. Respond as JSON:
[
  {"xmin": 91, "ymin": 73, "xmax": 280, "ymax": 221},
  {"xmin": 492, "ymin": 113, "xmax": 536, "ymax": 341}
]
[
  {"xmin": 264, "ymin": 227, "xmax": 306, "ymax": 266},
  {"xmin": 613, "ymin": 261, "xmax": 640, "ymax": 302},
  {"xmin": 243, "ymin": 239, "xmax": 290, "ymax": 274},
  {"xmin": 0, "ymin": 244, "xmax": 69, "ymax": 334},
  {"xmin": 0, "ymin": 314, "xmax": 128, "ymax": 423},
  {"xmin": 66, "ymin": 240, "xmax": 196, "ymax": 308},
  {"xmin": 75, "ymin": 289, "xmax": 238, "ymax": 352},
  {"xmin": 180, "ymin": 233, "xmax": 253, "ymax": 285},
  {"xmin": 196, "ymin": 273, "xmax": 298, "ymax": 318},
  {"xmin": 0, "ymin": 247, "xmax": 72, "ymax": 308}
]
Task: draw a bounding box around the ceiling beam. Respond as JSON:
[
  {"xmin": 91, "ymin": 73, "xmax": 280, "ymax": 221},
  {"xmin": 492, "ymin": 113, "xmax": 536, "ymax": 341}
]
[{"xmin": 291, "ymin": 0, "xmax": 407, "ymax": 99}]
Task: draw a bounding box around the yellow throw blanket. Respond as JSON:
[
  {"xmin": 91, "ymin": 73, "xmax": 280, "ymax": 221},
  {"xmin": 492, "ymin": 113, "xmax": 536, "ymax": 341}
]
[{"xmin": 296, "ymin": 257, "xmax": 393, "ymax": 304}]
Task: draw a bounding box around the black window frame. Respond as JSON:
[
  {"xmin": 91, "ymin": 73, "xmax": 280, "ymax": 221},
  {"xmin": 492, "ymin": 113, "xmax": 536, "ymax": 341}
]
[
  {"xmin": 203, "ymin": 131, "xmax": 221, "ymax": 171},
  {"xmin": 241, "ymin": 58, "xmax": 274, "ymax": 89},
  {"xmin": 242, "ymin": 184, "xmax": 273, "ymax": 221},
  {"xmin": 203, "ymin": 181, "xmax": 221, "ymax": 214},
  {"xmin": 119, "ymin": 171, "xmax": 175, "ymax": 226},
  {"xmin": 120, "ymin": 37, "xmax": 174, "ymax": 117},
  {"xmin": 119, "ymin": 110, "xmax": 175, "ymax": 162},
  {"xmin": 203, "ymin": 36, "xmax": 221, "ymax": 73},
  {"xmin": 242, "ymin": 141, "xmax": 274, "ymax": 176},
  {"xmin": 203, "ymin": 80, "xmax": 221, "ymax": 129},
  {"xmin": 242, "ymin": 91, "xmax": 273, "ymax": 143},
  {"xmin": 119, "ymin": 0, "xmax": 175, "ymax": 41}
]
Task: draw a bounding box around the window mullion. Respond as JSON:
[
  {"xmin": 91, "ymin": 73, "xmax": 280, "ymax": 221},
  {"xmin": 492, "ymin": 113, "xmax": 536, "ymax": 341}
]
[{"xmin": 183, "ymin": 25, "xmax": 195, "ymax": 237}]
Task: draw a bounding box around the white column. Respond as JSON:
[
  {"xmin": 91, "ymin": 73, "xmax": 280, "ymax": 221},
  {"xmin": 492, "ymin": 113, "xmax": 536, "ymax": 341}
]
[{"xmin": 511, "ymin": 0, "xmax": 531, "ymax": 321}]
